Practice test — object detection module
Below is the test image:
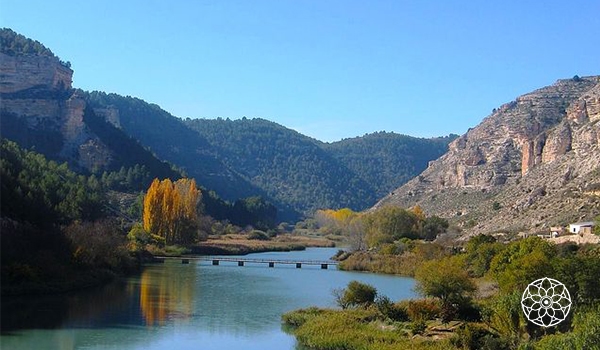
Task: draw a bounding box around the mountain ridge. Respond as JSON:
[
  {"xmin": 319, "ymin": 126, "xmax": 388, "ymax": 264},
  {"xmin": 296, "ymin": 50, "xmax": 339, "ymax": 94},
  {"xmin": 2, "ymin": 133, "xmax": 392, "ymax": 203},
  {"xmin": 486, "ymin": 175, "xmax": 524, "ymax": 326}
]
[
  {"xmin": 1, "ymin": 28, "xmax": 453, "ymax": 221},
  {"xmin": 375, "ymin": 75, "xmax": 600, "ymax": 236}
]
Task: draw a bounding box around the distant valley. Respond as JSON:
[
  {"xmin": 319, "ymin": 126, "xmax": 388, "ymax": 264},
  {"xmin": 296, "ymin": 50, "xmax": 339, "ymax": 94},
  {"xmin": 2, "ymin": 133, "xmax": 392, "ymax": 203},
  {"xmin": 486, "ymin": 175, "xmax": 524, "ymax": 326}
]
[{"xmin": 2, "ymin": 27, "xmax": 597, "ymax": 233}]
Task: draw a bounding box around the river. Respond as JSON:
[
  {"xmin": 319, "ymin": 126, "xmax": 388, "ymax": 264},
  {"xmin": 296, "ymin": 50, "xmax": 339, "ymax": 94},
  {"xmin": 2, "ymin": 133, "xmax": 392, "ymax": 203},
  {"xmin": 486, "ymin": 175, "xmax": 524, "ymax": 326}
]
[{"xmin": 1, "ymin": 248, "xmax": 416, "ymax": 350}]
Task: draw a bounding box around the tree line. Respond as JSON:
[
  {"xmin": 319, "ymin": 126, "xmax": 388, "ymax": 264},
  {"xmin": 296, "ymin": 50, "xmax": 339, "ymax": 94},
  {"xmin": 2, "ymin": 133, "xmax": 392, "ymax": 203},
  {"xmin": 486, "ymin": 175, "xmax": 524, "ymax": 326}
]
[{"xmin": 314, "ymin": 205, "xmax": 449, "ymax": 250}]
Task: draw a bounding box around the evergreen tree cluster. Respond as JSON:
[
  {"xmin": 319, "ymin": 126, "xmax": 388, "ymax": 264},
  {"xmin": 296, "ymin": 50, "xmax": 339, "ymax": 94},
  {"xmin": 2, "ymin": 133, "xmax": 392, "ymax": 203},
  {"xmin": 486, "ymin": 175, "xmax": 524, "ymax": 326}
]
[
  {"xmin": 0, "ymin": 28, "xmax": 56, "ymax": 58},
  {"xmin": 324, "ymin": 132, "xmax": 457, "ymax": 198},
  {"xmin": 0, "ymin": 139, "xmax": 106, "ymax": 226}
]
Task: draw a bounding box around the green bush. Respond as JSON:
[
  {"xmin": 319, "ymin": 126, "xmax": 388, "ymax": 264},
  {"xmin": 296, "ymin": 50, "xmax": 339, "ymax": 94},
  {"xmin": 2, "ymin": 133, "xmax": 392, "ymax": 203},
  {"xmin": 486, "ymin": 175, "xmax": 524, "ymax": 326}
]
[
  {"xmin": 375, "ymin": 295, "xmax": 409, "ymax": 321},
  {"xmin": 127, "ymin": 223, "xmax": 151, "ymax": 251},
  {"xmin": 334, "ymin": 281, "xmax": 377, "ymax": 309},
  {"xmin": 481, "ymin": 292, "xmax": 524, "ymax": 348},
  {"xmin": 281, "ymin": 307, "xmax": 324, "ymax": 327},
  {"xmin": 380, "ymin": 243, "xmax": 398, "ymax": 255},
  {"xmin": 535, "ymin": 304, "xmax": 600, "ymax": 350},
  {"xmin": 247, "ymin": 230, "xmax": 270, "ymax": 240}
]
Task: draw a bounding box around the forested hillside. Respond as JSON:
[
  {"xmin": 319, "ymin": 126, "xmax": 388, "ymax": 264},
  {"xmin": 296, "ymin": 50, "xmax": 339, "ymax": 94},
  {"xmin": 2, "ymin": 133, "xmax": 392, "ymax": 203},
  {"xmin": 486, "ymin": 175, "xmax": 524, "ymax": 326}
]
[
  {"xmin": 185, "ymin": 117, "xmax": 377, "ymax": 215},
  {"xmin": 325, "ymin": 132, "xmax": 457, "ymax": 198},
  {"xmin": 185, "ymin": 118, "xmax": 456, "ymax": 215},
  {"xmin": 83, "ymin": 90, "xmax": 454, "ymax": 220},
  {"xmin": 83, "ymin": 92, "xmax": 264, "ymax": 202},
  {"xmin": 2, "ymin": 29, "xmax": 455, "ymax": 221},
  {"xmin": 0, "ymin": 139, "xmax": 136, "ymax": 294}
]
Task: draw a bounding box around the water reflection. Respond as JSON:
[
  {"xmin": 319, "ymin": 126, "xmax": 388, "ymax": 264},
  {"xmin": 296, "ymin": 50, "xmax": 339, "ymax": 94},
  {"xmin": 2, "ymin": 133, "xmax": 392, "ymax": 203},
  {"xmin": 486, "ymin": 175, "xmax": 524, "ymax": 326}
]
[
  {"xmin": 138, "ymin": 265, "xmax": 195, "ymax": 326},
  {"xmin": 1, "ymin": 248, "xmax": 417, "ymax": 350},
  {"xmin": 1, "ymin": 280, "xmax": 134, "ymax": 333}
]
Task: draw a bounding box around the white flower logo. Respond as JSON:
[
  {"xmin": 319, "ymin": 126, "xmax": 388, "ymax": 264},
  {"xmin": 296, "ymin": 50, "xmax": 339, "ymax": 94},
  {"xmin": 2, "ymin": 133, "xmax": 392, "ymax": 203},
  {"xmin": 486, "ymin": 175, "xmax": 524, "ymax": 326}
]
[{"xmin": 521, "ymin": 277, "xmax": 571, "ymax": 327}]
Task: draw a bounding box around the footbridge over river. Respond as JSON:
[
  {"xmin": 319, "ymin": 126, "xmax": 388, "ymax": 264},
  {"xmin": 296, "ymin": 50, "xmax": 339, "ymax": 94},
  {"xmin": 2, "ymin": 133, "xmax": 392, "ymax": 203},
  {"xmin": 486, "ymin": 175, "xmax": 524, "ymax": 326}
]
[{"xmin": 153, "ymin": 256, "xmax": 339, "ymax": 269}]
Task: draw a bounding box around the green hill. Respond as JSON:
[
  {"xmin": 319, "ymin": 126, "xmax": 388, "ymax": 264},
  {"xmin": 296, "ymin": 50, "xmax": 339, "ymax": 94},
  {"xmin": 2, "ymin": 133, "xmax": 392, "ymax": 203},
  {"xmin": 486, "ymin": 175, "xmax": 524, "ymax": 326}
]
[
  {"xmin": 325, "ymin": 132, "xmax": 457, "ymax": 198},
  {"xmin": 185, "ymin": 117, "xmax": 377, "ymax": 216},
  {"xmin": 185, "ymin": 118, "xmax": 455, "ymax": 216}
]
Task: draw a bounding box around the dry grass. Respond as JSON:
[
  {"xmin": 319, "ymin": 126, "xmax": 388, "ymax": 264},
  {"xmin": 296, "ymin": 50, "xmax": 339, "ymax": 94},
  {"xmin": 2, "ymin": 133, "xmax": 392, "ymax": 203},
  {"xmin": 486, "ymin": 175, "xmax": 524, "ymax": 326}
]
[{"xmin": 191, "ymin": 234, "xmax": 335, "ymax": 255}]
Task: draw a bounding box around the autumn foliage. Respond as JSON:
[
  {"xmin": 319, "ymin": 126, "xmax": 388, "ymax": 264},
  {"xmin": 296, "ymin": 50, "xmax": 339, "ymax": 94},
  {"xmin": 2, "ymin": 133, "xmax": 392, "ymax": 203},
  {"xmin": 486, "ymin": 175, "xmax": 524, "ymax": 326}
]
[{"xmin": 143, "ymin": 178, "xmax": 201, "ymax": 245}]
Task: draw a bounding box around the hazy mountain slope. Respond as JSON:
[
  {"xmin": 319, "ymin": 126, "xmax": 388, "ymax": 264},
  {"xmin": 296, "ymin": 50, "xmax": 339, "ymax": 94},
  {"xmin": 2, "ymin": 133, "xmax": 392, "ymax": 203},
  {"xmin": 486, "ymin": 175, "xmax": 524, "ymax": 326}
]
[
  {"xmin": 185, "ymin": 118, "xmax": 378, "ymax": 215},
  {"xmin": 324, "ymin": 132, "xmax": 457, "ymax": 198},
  {"xmin": 82, "ymin": 92, "xmax": 265, "ymax": 199},
  {"xmin": 375, "ymin": 76, "xmax": 600, "ymax": 236}
]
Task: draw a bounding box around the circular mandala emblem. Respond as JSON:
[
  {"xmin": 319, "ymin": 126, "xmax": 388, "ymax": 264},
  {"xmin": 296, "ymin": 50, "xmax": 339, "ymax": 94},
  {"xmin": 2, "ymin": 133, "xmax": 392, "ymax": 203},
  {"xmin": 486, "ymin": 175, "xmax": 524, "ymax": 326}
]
[{"xmin": 521, "ymin": 277, "xmax": 571, "ymax": 327}]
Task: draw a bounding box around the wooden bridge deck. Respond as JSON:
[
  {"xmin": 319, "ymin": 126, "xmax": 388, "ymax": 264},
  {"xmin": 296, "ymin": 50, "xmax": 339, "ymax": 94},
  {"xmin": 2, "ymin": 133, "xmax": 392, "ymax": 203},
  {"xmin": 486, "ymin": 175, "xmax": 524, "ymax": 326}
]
[{"xmin": 153, "ymin": 256, "xmax": 339, "ymax": 269}]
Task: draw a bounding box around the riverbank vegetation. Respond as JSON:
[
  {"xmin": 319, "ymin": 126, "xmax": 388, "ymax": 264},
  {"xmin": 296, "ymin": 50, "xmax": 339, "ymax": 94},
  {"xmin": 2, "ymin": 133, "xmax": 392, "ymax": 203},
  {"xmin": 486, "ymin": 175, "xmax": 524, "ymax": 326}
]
[
  {"xmin": 190, "ymin": 233, "xmax": 334, "ymax": 255},
  {"xmin": 0, "ymin": 140, "xmax": 137, "ymax": 295},
  {"xmin": 312, "ymin": 206, "xmax": 448, "ymax": 251},
  {"xmin": 284, "ymin": 230, "xmax": 600, "ymax": 349},
  {"xmin": 0, "ymin": 139, "xmax": 312, "ymax": 295}
]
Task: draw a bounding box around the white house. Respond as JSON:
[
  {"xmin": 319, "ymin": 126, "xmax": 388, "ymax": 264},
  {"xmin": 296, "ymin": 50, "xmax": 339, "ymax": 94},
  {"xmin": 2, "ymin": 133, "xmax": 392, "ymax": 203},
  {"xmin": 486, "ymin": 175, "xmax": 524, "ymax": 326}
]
[{"xmin": 568, "ymin": 222, "xmax": 595, "ymax": 235}]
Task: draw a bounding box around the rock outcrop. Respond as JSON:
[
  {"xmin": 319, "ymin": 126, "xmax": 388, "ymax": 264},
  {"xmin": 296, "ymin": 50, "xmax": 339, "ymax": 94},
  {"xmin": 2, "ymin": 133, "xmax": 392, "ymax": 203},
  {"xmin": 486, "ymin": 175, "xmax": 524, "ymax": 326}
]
[
  {"xmin": 0, "ymin": 50, "xmax": 113, "ymax": 171},
  {"xmin": 0, "ymin": 52, "xmax": 72, "ymax": 93},
  {"xmin": 375, "ymin": 76, "xmax": 600, "ymax": 237}
]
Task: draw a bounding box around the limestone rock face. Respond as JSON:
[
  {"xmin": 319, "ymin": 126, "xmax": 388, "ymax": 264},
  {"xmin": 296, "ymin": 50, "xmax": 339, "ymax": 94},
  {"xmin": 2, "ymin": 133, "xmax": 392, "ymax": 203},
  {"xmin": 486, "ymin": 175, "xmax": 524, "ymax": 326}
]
[
  {"xmin": 541, "ymin": 122, "xmax": 571, "ymax": 164},
  {"xmin": 375, "ymin": 76, "xmax": 600, "ymax": 237},
  {"xmin": 0, "ymin": 53, "xmax": 72, "ymax": 93},
  {"xmin": 0, "ymin": 53, "xmax": 112, "ymax": 171}
]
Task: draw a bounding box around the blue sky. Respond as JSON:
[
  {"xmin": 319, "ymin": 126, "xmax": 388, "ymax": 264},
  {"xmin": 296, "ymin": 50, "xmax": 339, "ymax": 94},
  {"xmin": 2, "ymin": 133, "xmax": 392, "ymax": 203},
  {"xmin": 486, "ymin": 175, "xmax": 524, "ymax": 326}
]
[{"xmin": 1, "ymin": 0, "xmax": 598, "ymax": 142}]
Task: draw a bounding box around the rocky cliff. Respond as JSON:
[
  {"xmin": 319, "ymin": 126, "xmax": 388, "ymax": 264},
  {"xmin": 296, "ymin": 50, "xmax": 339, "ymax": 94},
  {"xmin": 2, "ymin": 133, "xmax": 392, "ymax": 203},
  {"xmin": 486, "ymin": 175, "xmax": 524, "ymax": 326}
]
[
  {"xmin": 0, "ymin": 52, "xmax": 73, "ymax": 93},
  {"xmin": 0, "ymin": 30, "xmax": 176, "ymax": 179},
  {"xmin": 375, "ymin": 76, "xmax": 600, "ymax": 237},
  {"xmin": 0, "ymin": 50, "xmax": 115, "ymax": 171}
]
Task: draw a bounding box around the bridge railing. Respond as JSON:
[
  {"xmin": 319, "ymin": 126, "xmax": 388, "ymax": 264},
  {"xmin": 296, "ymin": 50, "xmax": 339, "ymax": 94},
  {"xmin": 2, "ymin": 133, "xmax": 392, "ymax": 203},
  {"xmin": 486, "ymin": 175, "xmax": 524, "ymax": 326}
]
[{"xmin": 152, "ymin": 256, "xmax": 339, "ymax": 269}]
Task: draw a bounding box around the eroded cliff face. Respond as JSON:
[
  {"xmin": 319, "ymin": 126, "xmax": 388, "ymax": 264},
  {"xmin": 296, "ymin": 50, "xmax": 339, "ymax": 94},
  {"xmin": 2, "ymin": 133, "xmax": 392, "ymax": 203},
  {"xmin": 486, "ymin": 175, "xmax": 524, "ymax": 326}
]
[
  {"xmin": 0, "ymin": 53, "xmax": 112, "ymax": 171},
  {"xmin": 0, "ymin": 52, "xmax": 72, "ymax": 93},
  {"xmin": 375, "ymin": 76, "xmax": 600, "ymax": 236}
]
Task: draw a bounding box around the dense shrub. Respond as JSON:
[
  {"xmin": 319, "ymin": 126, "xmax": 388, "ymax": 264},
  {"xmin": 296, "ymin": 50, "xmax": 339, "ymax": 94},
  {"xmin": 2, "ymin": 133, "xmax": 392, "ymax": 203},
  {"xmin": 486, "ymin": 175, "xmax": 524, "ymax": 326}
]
[
  {"xmin": 247, "ymin": 230, "xmax": 270, "ymax": 241},
  {"xmin": 375, "ymin": 295, "xmax": 409, "ymax": 321},
  {"xmin": 404, "ymin": 299, "xmax": 441, "ymax": 322},
  {"xmin": 334, "ymin": 281, "xmax": 377, "ymax": 309},
  {"xmin": 65, "ymin": 220, "xmax": 136, "ymax": 273},
  {"xmin": 415, "ymin": 256, "xmax": 476, "ymax": 311},
  {"xmin": 450, "ymin": 324, "xmax": 507, "ymax": 350}
]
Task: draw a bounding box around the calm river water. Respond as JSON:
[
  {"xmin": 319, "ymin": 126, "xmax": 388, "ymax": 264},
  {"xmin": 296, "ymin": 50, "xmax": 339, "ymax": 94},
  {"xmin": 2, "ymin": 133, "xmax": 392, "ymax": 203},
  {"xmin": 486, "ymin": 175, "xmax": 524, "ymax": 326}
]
[{"xmin": 1, "ymin": 248, "xmax": 416, "ymax": 350}]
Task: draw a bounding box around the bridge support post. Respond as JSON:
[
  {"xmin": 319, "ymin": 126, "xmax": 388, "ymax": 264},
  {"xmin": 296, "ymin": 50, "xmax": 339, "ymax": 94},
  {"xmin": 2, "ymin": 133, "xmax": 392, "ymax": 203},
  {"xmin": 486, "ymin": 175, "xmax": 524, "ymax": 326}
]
[
  {"xmin": 182, "ymin": 259, "xmax": 189, "ymax": 264},
  {"xmin": 296, "ymin": 263, "xmax": 302, "ymax": 268},
  {"xmin": 321, "ymin": 264, "xmax": 328, "ymax": 269},
  {"xmin": 268, "ymin": 262, "xmax": 275, "ymax": 268},
  {"xmin": 238, "ymin": 261, "xmax": 244, "ymax": 267},
  {"xmin": 212, "ymin": 260, "xmax": 219, "ymax": 266}
]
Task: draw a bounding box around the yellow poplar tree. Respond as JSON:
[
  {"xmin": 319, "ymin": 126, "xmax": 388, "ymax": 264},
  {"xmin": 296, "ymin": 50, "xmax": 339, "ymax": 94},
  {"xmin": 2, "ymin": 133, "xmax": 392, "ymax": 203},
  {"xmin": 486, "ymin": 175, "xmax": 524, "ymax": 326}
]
[
  {"xmin": 143, "ymin": 179, "xmax": 162, "ymax": 237},
  {"xmin": 143, "ymin": 178, "xmax": 201, "ymax": 245}
]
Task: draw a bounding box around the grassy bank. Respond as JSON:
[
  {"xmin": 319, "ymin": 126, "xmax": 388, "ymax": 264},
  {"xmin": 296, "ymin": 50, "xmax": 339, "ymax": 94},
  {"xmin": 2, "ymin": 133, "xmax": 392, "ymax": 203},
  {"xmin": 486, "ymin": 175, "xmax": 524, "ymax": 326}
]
[
  {"xmin": 285, "ymin": 237, "xmax": 600, "ymax": 350},
  {"xmin": 337, "ymin": 242, "xmax": 450, "ymax": 276},
  {"xmin": 282, "ymin": 307, "xmax": 456, "ymax": 350},
  {"xmin": 190, "ymin": 234, "xmax": 335, "ymax": 255}
]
